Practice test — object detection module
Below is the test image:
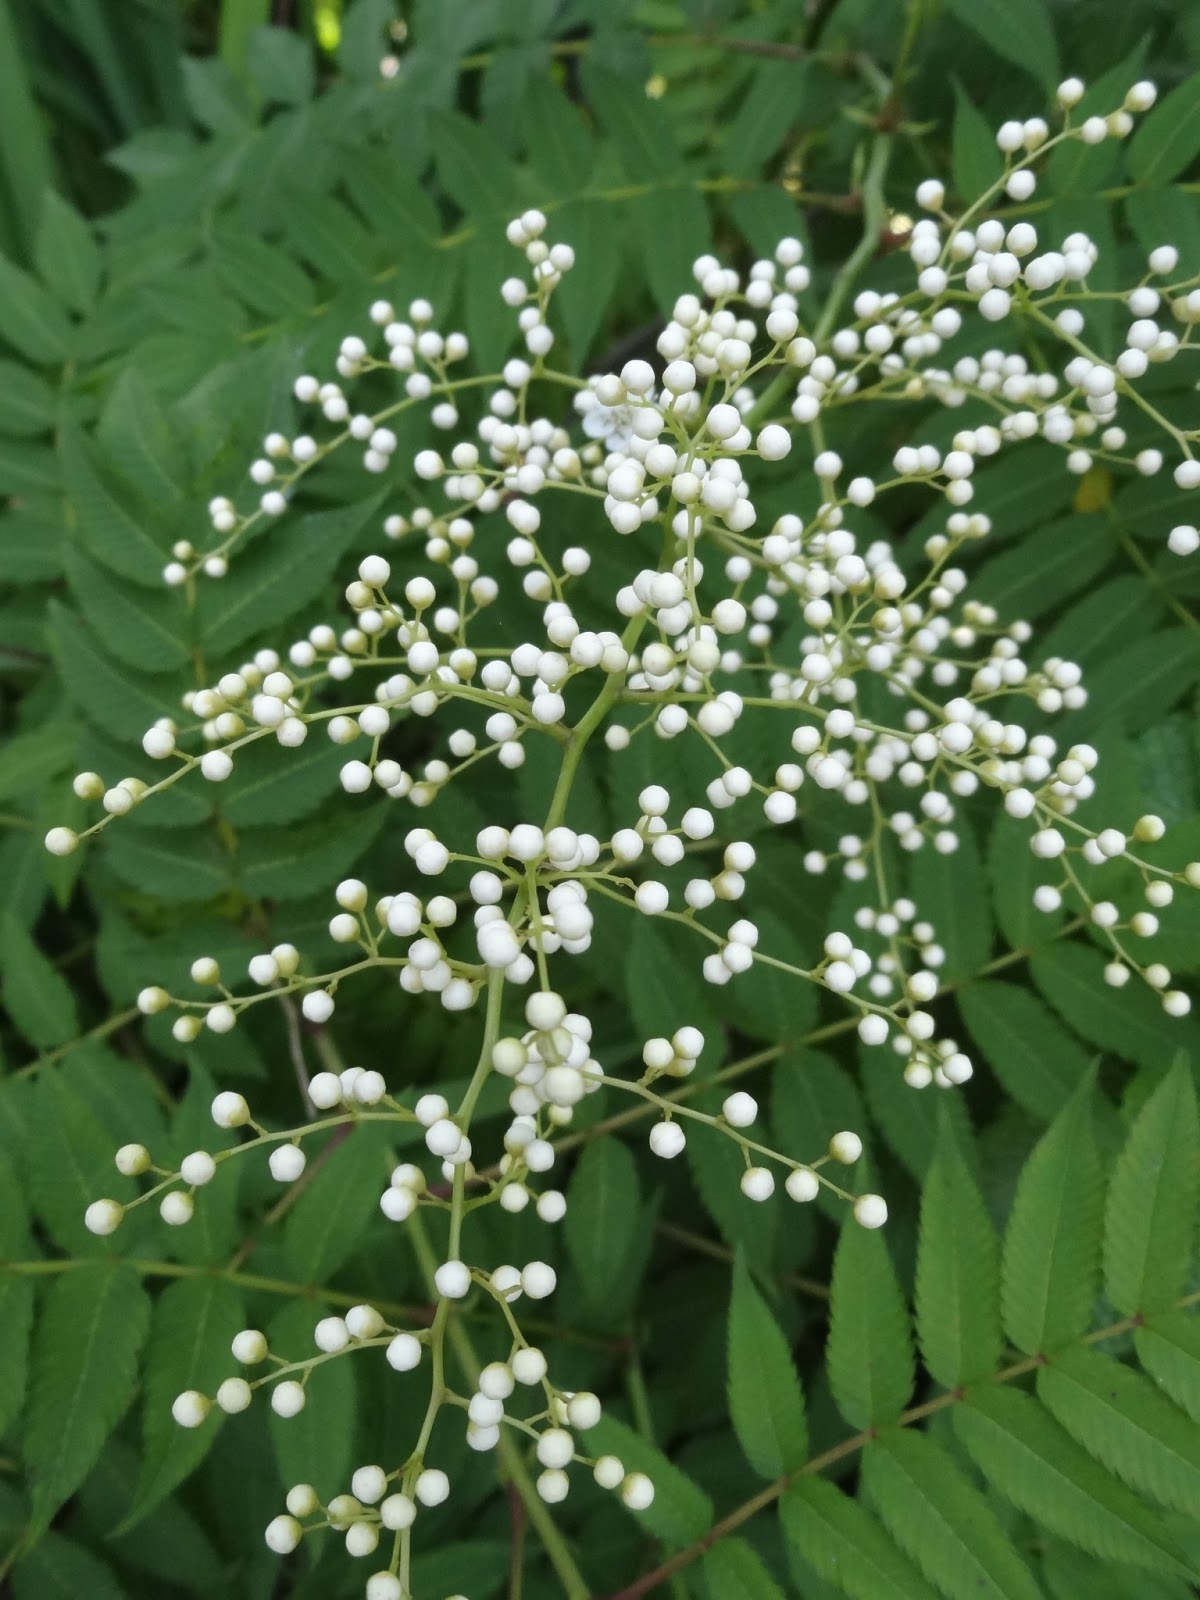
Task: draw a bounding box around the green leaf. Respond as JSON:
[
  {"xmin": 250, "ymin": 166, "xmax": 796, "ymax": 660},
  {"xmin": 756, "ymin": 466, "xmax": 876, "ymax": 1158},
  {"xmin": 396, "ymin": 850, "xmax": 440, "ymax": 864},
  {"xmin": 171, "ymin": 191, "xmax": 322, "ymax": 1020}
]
[
  {"xmin": 725, "ymin": 908, "xmax": 818, "ymax": 1043},
  {"xmin": 728, "ymin": 1251, "xmax": 807, "ymax": 1478},
  {"xmin": 1, "ymin": 916, "xmax": 80, "ymax": 1049},
  {"xmin": 1040, "ymin": 576, "xmax": 1160, "ymax": 670},
  {"xmin": 687, "ymin": 1114, "xmax": 777, "ymax": 1276},
  {"xmin": 954, "ymin": 1385, "xmax": 1189, "ymax": 1576},
  {"xmin": 1031, "ymin": 942, "xmax": 1200, "ymax": 1073},
  {"xmin": 430, "ymin": 108, "xmax": 518, "ymax": 214},
  {"xmin": 587, "ymin": 1412, "xmax": 713, "ymax": 1546},
  {"xmin": 951, "ymin": 79, "xmax": 1002, "ymax": 202},
  {"xmin": 24, "ymin": 1261, "xmax": 151, "ymax": 1538},
  {"xmin": 0, "ymin": 251, "xmax": 72, "ymax": 363},
  {"xmin": 1127, "ymin": 72, "xmax": 1200, "ymax": 185},
  {"xmin": 520, "ymin": 77, "xmax": 594, "ymax": 195},
  {"xmin": 64, "ymin": 543, "xmax": 188, "ymax": 672},
  {"xmin": 236, "ymin": 801, "xmax": 387, "ymax": 900},
  {"xmin": 221, "ymin": 735, "xmax": 345, "ymax": 827},
  {"xmin": 195, "ymin": 496, "xmax": 381, "ymax": 657},
  {"xmin": 975, "ymin": 513, "xmax": 1113, "ymax": 624},
  {"xmin": 625, "ymin": 915, "xmax": 718, "ymax": 1045},
  {"xmin": 723, "ymin": 59, "xmax": 804, "ymax": 177},
  {"xmin": 862, "ymin": 1429, "xmax": 1042, "ymax": 1600},
  {"xmin": 827, "ymin": 1205, "xmax": 914, "ymax": 1428},
  {"xmin": 27, "ymin": 1071, "xmax": 140, "ymax": 1257},
  {"xmin": 105, "ymin": 826, "xmax": 229, "ymax": 904},
  {"xmin": 1001, "ymin": 1073, "xmax": 1101, "ymax": 1357},
  {"xmin": 907, "ymin": 818, "xmax": 991, "ymax": 981},
  {"xmin": 641, "ymin": 183, "xmax": 710, "ymax": 317},
  {"xmin": 60, "ymin": 424, "xmax": 172, "ymax": 587},
  {"xmin": 1038, "ymin": 1345, "xmax": 1200, "ymax": 1519},
  {"xmin": 0, "ymin": 358, "xmax": 55, "ymax": 435},
  {"xmin": 958, "ymin": 980, "xmax": 1092, "ymax": 1123},
  {"xmin": 283, "ymin": 1125, "xmax": 390, "ymax": 1282},
  {"xmin": 701, "ymin": 1537, "xmax": 787, "ymax": 1600},
  {"xmin": 916, "ymin": 1111, "xmax": 1001, "ymax": 1388},
  {"xmin": 281, "ymin": 187, "xmax": 378, "ymax": 282},
  {"xmin": 34, "ymin": 192, "xmax": 101, "ymax": 314},
  {"xmin": 780, "ymin": 1477, "xmax": 941, "ymax": 1600},
  {"xmin": 0, "ymin": 719, "xmax": 78, "ymax": 803},
  {"xmin": 12, "ymin": 1532, "xmax": 130, "ymax": 1600},
  {"xmin": 123, "ymin": 1275, "xmax": 245, "ymax": 1527},
  {"xmin": 1104, "ymin": 1057, "xmax": 1199, "ymax": 1317},
  {"xmin": 47, "ymin": 600, "xmax": 170, "ymax": 742},
  {"xmin": 210, "ymin": 227, "xmax": 314, "ymax": 318},
  {"xmin": 943, "ymin": 0, "xmax": 1058, "ymax": 84},
  {"xmin": 1058, "ymin": 631, "xmax": 1200, "ymax": 739},
  {"xmin": 554, "ymin": 197, "xmax": 619, "ymax": 361},
  {"xmin": 267, "ymin": 1297, "xmax": 357, "ymax": 1498},
  {"xmin": 1136, "ymin": 1310, "xmax": 1200, "ymax": 1424},
  {"xmin": 0, "ymin": 0, "xmax": 54, "ymax": 256},
  {"xmin": 563, "ymin": 1136, "xmax": 642, "ymax": 1314},
  {"xmin": 0, "ymin": 1274, "xmax": 34, "ymax": 1439},
  {"xmin": 1125, "ymin": 187, "xmax": 1200, "ymax": 280},
  {"xmin": 583, "ymin": 66, "xmax": 681, "ymax": 179}
]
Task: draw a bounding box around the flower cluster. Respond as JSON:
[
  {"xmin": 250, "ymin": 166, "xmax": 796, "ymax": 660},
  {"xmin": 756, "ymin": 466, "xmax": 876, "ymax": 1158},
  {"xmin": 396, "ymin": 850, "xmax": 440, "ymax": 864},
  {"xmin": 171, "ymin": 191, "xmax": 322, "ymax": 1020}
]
[{"xmin": 51, "ymin": 70, "xmax": 1200, "ymax": 1600}]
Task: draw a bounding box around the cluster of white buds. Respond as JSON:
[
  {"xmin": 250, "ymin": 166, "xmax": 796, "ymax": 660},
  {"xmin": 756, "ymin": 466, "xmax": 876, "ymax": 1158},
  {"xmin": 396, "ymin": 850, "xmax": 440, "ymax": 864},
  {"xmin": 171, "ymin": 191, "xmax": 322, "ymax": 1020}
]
[{"xmin": 51, "ymin": 69, "xmax": 1200, "ymax": 1600}]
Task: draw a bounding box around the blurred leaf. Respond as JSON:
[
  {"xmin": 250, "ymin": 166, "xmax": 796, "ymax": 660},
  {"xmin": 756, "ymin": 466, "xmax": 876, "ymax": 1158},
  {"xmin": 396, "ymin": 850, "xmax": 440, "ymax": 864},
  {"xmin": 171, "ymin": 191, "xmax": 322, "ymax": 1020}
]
[
  {"xmin": 431, "ymin": 108, "xmax": 519, "ymax": 215},
  {"xmin": 1127, "ymin": 72, "xmax": 1200, "ymax": 185},
  {"xmin": 641, "ymin": 183, "xmax": 710, "ymax": 316},
  {"xmin": 0, "ymin": 0, "xmax": 54, "ymax": 253},
  {"xmin": 0, "ymin": 252, "xmax": 72, "ymax": 363},
  {"xmin": 1, "ymin": 916, "xmax": 79, "ymax": 1048},
  {"xmin": 246, "ymin": 26, "xmax": 315, "ymax": 105},
  {"xmin": 583, "ymin": 66, "xmax": 681, "ymax": 179},
  {"xmin": 0, "ymin": 720, "xmax": 78, "ymax": 803},
  {"xmin": 1058, "ymin": 631, "xmax": 1200, "ymax": 738},
  {"xmin": 521, "ymin": 77, "xmax": 594, "ymax": 195},
  {"xmin": 723, "ymin": 59, "xmax": 805, "ymax": 177},
  {"xmin": 0, "ymin": 358, "xmax": 55, "ymax": 434},
  {"xmin": 24, "ymin": 1262, "xmax": 151, "ymax": 1538},
  {"xmin": 34, "ymin": 192, "xmax": 101, "ymax": 313},
  {"xmin": 105, "ymin": 826, "xmax": 229, "ymax": 904},
  {"xmin": 943, "ymin": 0, "xmax": 1059, "ymax": 85},
  {"xmin": 12, "ymin": 1532, "xmax": 129, "ymax": 1600},
  {"xmin": 951, "ymin": 79, "xmax": 1002, "ymax": 202},
  {"xmin": 211, "ymin": 227, "xmax": 315, "ymax": 317}
]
